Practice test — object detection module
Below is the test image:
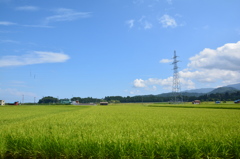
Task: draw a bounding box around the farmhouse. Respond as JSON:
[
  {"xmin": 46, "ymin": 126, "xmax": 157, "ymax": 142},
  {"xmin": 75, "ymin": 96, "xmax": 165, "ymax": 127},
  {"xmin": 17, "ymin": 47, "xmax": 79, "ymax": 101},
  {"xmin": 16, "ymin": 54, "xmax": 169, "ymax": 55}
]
[
  {"xmin": 192, "ymin": 100, "xmax": 201, "ymax": 104},
  {"xmin": 100, "ymin": 102, "xmax": 108, "ymax": 105},
  {"xmin": 0, "ymin": 100, "xmax": 5, "ymax": 106}
]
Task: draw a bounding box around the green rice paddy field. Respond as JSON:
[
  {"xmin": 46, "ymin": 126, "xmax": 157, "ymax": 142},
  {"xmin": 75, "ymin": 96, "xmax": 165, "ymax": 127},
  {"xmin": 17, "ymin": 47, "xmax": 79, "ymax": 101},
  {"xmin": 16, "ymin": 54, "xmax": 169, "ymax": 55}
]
[{"xmin": 0, "ymin": 103, "xmax": 240, "ymax": 158}]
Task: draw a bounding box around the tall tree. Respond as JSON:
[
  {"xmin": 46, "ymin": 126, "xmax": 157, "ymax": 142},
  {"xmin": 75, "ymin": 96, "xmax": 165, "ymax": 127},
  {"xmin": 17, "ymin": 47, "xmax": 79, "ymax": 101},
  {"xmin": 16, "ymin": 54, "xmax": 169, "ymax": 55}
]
[{"xmin": 38, "ymin": 96, "xmax": 58, "ymax": 104}]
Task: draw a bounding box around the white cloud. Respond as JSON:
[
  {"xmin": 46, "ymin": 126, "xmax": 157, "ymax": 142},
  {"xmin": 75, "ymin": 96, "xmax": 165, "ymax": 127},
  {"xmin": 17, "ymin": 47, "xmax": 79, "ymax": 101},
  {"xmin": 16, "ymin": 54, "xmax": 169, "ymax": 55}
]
[
  {"xmin": 16, "ymin": 6, "xmax": 39, "ymax": 11},
  {"xmin": 160, "ymin": 58, "xmax": 172, "ymax": 63},
  {"xmin": 133, "ymin": 79, "xmax": 146, "ymax": 87},
  {"xmin": 188, "ymin": 41, "xmax": 240, "ymax": 71},
  {"xmin": 133, "ymin": 41, "xmax": 240, "ymax": 91},
  {"xmin": 147, "ymin": 78, "xmax": 173, "ymax": 87},
  {"xmin": 134, "ymin": 77, "xmax": 172, "ymax": 89},
  {"xmin": 45, "ymin": 8, "xmax": 91, "ymax": 24},
  {"xmin": 126, "ymin": 19, "xmax": 135, "ymax": 29},
  {"xmin": 180, "ymin": 69, "xmax": 240, "ymax": 84},
  {"xmin": 159, "ymin": 14, "xmax": 177, "ymax": 28},
  {"xmin": 0, "ymin": 21, "xmax": 16, "ymax": 25},
  {"xmin": 180, "ymin": 78, "xmax": 195, "ymax": 89},
  {"xmin": 133, "ymin": 77, "xmax": 195, "ymax": 91},
  {"xmin": 0, "ymin": 51, "xmax": 70, "ymax": 67},
  {"xmin": 181, "ymin": 41, "xmax": 240, "ymax": 85}
]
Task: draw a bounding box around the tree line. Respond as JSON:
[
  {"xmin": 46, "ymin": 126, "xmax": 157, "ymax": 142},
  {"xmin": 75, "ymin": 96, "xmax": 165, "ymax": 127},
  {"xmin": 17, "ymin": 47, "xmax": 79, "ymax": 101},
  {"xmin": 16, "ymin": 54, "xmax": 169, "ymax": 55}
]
[{"xmin": 38, "ymin": 91, "xmax": 240, "ymax": 104}]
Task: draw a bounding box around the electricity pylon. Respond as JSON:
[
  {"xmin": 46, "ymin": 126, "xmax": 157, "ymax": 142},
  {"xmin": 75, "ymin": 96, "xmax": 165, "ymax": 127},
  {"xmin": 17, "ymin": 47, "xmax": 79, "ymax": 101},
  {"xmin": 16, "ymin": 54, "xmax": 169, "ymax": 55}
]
[{"xmin": 172, "ymin": 50, "xmax": 183, "ymax": 104}]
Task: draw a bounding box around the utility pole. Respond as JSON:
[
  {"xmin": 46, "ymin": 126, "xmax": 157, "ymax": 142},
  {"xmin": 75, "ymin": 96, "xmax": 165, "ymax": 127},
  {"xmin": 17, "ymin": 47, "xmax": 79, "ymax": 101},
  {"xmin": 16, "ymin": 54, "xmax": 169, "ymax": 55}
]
[
  {"xmin": 172, "ymin": 50, "xmax": 183, "ymax": 104},
  {"xmin": 22, "ymin": 95, "xmax": 24, "ymax": 105}
]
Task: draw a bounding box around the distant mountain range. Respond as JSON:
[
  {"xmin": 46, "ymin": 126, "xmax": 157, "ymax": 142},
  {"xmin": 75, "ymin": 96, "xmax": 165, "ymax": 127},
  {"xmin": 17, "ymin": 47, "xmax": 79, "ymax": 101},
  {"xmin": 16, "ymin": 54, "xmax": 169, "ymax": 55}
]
[
  {"xmin": 156, "ymin": 92, "xmax": 204, "ymax": 97},
  {"xmin": 226, "ymin": 83, "xmax": 240, "ymax": 90},
  {"xmin": 184, "ymin": 88, "xmax": 214, "ymax": 94},
  {"xmin": 208, "ymin": 86, "xmax": 239, "ymax": 94},
  {"xmin": 185, "ymin": 83, "xmax": 240, "ymax": 94},
  {"xmin": 153, "ymin": 83, "xmax": 240, "ymax": 97}
]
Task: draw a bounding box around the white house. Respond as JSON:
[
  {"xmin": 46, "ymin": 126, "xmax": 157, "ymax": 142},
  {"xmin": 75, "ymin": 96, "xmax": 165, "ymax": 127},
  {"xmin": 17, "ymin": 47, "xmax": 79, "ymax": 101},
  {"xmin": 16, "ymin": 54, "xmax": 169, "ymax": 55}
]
[{"xmin": 0, "ymin": 100, "xmax": 5, "ymax": 106}]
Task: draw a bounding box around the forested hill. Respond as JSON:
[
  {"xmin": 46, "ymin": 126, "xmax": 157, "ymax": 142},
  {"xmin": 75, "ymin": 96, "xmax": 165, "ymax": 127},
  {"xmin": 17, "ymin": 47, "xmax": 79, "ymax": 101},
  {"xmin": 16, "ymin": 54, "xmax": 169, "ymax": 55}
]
[{"xmin": 208, "ymin": 87, "xmax": 239, "ymax": 94}]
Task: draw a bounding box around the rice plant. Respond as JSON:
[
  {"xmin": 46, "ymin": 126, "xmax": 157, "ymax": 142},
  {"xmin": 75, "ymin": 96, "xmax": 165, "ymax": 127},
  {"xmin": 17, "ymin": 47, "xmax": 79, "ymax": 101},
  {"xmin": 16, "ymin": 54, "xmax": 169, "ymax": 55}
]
[{"xmin": 0, "ymin": 104, "xmax": 240, "ymax": 158}]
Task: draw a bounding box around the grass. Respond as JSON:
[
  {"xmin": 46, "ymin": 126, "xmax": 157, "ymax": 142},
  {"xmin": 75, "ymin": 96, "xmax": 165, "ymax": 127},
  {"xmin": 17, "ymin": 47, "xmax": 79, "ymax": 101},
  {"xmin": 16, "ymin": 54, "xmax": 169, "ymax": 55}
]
[{"xmin": 0, "ymin": 104, "xmax": 240, "ymax": 158}]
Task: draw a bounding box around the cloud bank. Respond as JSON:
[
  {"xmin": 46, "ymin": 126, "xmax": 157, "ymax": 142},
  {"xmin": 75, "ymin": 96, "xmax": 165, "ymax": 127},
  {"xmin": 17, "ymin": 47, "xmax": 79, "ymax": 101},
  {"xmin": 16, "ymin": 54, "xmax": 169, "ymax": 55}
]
[
  {"xmin": 188, "ymin": 41, "xmax": 240, "ymax": 71},
  {"xmin": 45, "ymin": 8, "xmax": 91, "ymax": 24},
  {"xmin": 134, "ymin": 77, "xmax": 195, "ymax": 90},
  {"xmin": 160, "ymin": 59, "xmax": 172, "ymax": 63},
  {"xmin": 0, "ymin": 21, "xmax": 16, "ymax": 25},
  {"xmin": 181, "ymin": 41, "xmax": 240, "ymax": 84},
  {"xmin": 133, "ymin": 41, "xmax": 240, "ymax": 91},
  {"xmin": 16, "ymin": 6, "xmax": 39, "ymax": 11},
  {"xmin": 0, "ymin": 51, "xmax": 70, "ymax": 67}
]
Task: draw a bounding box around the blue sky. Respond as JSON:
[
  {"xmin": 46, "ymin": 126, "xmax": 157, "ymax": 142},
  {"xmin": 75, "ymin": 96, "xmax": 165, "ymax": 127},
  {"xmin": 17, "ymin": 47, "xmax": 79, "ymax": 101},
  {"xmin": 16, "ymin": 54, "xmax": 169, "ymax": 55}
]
[{"xmin": 1, "ymin": 0, "xmax": 240, "ymax": 103}]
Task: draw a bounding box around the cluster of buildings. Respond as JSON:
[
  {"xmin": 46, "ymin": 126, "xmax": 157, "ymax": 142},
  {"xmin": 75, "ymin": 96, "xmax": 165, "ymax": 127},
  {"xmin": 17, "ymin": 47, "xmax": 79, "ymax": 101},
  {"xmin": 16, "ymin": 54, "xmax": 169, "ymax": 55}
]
[{"xmin": 0, "ymin": 100, "xmax": 19, "ymax": 105}]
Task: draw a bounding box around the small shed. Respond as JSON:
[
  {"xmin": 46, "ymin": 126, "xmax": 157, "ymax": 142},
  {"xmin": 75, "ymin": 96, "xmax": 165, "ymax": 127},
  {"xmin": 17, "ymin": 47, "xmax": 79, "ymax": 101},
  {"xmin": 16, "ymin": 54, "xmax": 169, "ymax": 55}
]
[
  {"xmin": 0, "ymin": 100, "xmax": 5, "ymax": 106},
  {"xmin": 100, "ymin": 102, "xmax": 108, "ymax": 105},
  {"xmin": 192, "ymin": 100, "xmax": 201, "ymax": 104}
]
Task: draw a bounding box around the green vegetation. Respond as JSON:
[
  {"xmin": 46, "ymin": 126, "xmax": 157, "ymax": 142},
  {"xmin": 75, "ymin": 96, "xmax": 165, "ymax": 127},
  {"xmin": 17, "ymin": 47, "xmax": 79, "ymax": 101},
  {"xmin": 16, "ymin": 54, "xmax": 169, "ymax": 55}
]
[
  {"xmin": 0, "ymin": 104, "xmax": 240, "ymax": 158},
  {"xmin": 37, "ymin": 90, "xmax": 240, "ymax": 104},
  {"xmin": 38, "ymin": 96, "xmax": 59, "ymax": 104}
]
